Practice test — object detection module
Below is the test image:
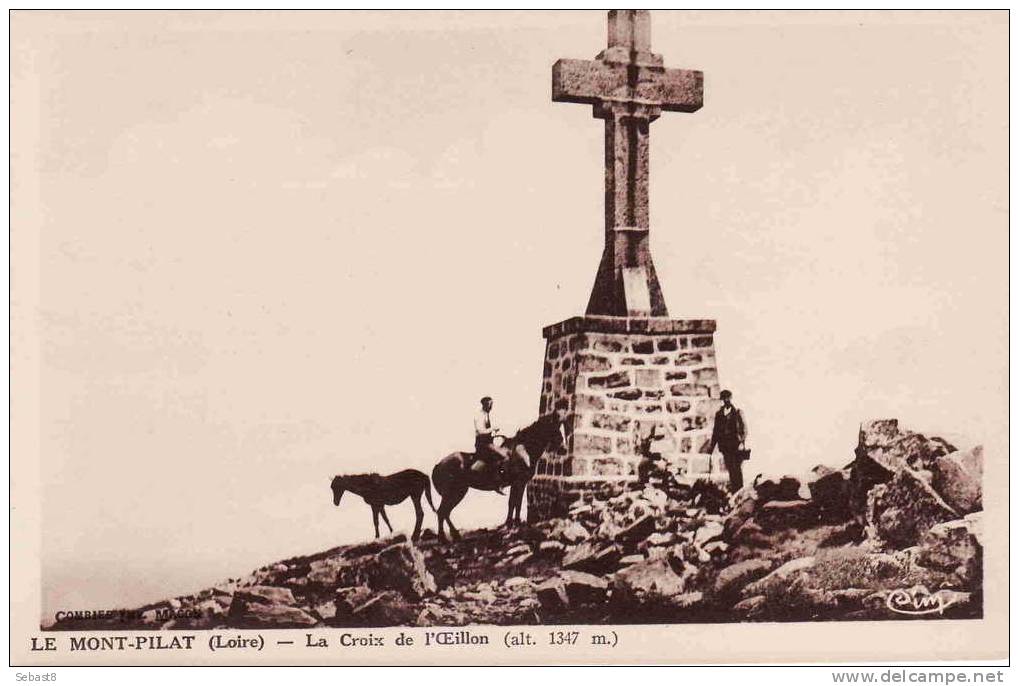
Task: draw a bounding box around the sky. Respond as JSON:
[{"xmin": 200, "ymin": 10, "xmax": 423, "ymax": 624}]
[{"xmin": 11, "ymin": 10, "xmax": 1007, "ymax": 620}]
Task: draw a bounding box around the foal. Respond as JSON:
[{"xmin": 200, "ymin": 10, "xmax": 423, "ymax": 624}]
[{"xmin": 330, "ymin": 469, "xmax": 435, "ymax": 541}]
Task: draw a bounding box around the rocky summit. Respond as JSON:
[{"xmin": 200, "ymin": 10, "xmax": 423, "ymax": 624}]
[{"xmin": 49, "ymin": 419, "xmax": 982, "ymax": 630}]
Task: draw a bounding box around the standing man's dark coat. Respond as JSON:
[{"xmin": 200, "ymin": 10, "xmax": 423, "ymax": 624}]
[{"xmin": 708, "ymin": 393, "xmax": 747, "ymax": 492}]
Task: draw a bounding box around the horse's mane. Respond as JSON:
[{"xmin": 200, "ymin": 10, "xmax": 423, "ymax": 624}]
[
  {"xmin": 512, "ymin": 414, "xmax": 556, "ymax": 443},
  {"xmin": 333, "ymin": 472, "xmax": 383, "ymax": 489}
]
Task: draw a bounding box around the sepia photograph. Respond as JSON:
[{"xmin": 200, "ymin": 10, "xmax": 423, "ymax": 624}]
[{"xmin": 9, "ymin": 9, "xmax": 1008, "ymax": 665}]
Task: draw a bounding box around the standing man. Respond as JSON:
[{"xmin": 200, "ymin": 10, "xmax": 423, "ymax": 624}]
[{"xmin": 707, "ymin": 389, "xmax": 748, "ymax": 492}]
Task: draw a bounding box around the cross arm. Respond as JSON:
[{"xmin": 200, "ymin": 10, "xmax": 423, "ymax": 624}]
[
  {"xmin": 552, "ymin": 59, "xmax": 627, "ymax": 106},
  {"xmin": 552, "ymin": 58, "xmax": 703, "ymax": 113}
]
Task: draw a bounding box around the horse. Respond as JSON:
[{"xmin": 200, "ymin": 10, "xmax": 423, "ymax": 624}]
[
  {"xmin": 330, "ymin": 469, "xmax": 436, "ymax": 541},
  {"xmin": 431, "ymin": 414, "xmax": 564, "ymax": 542}
]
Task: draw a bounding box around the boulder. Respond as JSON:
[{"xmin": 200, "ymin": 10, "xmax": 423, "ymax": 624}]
[
  {"xmin": 344, "ymin": 533, "xmax": 408, "ymax": 558},
  {"xmin": 560, "ymin": 571, "xmax": 609, "ymax": 605},
  {"xmin": 550, "ymin": 520, "xmax": 591, "ymax": 544},
  {"xmin": 617, "ymin": 514, "xmax": 658, "ymax": 544},
  {"xmin": 562, "ymin": 542, "xmax": 622, "ymax": 575},
  {"xmin": 694, "ymin": 520, "xmax": 725, "ymax": 545},
  {"xmin": 918, "ymin": 514, "xmax": 982, "ymax": 585},
  {"xmin": 930, "ymin": 447, "xmax": 983, "ymax": 514},
  {"xmin": 232, "ymin": 585, "xmax": 296, "ymax": 607},
  {"xmin": 611, "ymin": 559, "xmax": 688, "ymax": 606},
  {"xmin": 850, "ymin": 420, "xmax": 956, "ymax": 514},
  {"xmin": 365, "ymin": 542, "xmax": 437, "ymax": 600},
  {"xmin": 535, "ymin": 577, "xmax": 569, "ymax": 611},
  {"xmin": 866, "ymin": 468, "xmax": 958, "ymax": 547},
  {"xmin": 755, "ymin": 476, "xmax": 802, "ymax": 503},
  {"xmin": 755, "ymin": 500, "xmax": 818, "ymax": 532},
  {"xmin": 714, "ymin": 559, "xmax": 774, "ymax": 599},
  {"xmin": 351, "ymin": 591, "xmax": 417, "ymax": 626},
  {"xmin": 732, "ymin": 594, "xmax": 767, "ymax": 617},
  {"xmin": 229, "ymin": 602, "xmax": 319, "ymax": 628},
  {"xmin": 743, "ymin": 557, "xmax": 816, "ymax": 597},
  {"xmin": 307, "ymin": 557, "xmax": 348, "ymax": 586},
  {"xmin": 619, "ymin": 554, "xmax": 645, "ymax": 567},
  {"xmin": 808, "ymin": 470, "xmax": 851, "ymax": 520},
  {"xmin": 537, "ymin": 540, "xmax": 566, "ymax": 557},
  {"xmin": 228, "ymin": 587, "xmax": 317, "ymax": 628}
]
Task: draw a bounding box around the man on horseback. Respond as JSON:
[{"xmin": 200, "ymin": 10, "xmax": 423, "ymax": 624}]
[{"xmin": 473, "ymin": 396, "xmax": 508, "ymax": 491}]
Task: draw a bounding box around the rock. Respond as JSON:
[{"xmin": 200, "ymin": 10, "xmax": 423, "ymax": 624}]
[
  {"xmin": 232, "ymin": 603, "xmax": 319, "ymax": 628},
  {"xmin": 314, "ymin": 601, "xmax": 337, "ymax": 621},
  {"xmin": 755, "ymin": 476, "xmax": 802, "ymax": 503},
  {"xmin": 612, "ymin": 559, "xmax": 687, "ymax": 606},
  {"xmin": 538, "ymin": 540, "xmax": 566, "ymax": 557},
  {"xmin": 808, "ymin": 470, "xmax": 851, "ymax": 520},
  {"xmin": 536, "ymin": 577, "xmax": 569, "ymax": 611},
  {"xmin": 930, "ymin": 447, "xmax": 982, "ymax": 514},
  {"xmin": 691, "ymin": 479, "xmax": 729, "ymax": 514},
  {"xmin": 228, "ymin": 587, "xmax": 317, "ymax": 628},
  {"xmin": 563, "ymin": 542, "xmax": 622, "ymax": 574},
  {"xmin": 334, "ymin": 586, "xmax": 374, "ymax": 616},
  {"xmin": 640, "ymin": 532, "xmax": 676, "ymax": 549},
  {"xmin": 755, "ymin": 500, "xmax": 818, "ymax": 532},
  {"xmin": 617, "ymin": 514, "xmax": 658, "ymax": 543},
  {"xmin": 743, "ymin": 557, "xmax": 816, "ymax": 597},
  {"xmin": 366, "ymin": 542, "xmax": 437, "ymax": 600},
  {"xmin": 423, "ymin": 551, "xmax": 456, "ymax": 590},
  {"xmin": 694, "ymin": 520, "xmax": 725, "ymax": 545},
  {"xmin": 732, "ymin": 594, "xmax": 767, "ymax": 617},
  {"xmin": 344, "ymin": 533, "xmax": 408, "ymax": 558},
  {"xmin": 506, "ymin": 543, "xmax": 532, "ymax": 557},
  {"xmin": 233, "ymin": 585, "xmax": 296, "ymax": 607},
  {"xmin": 714, "ymin": 559, "xmax": 774, "ymax": 598},
  {"xmin": 307, "ymin": 557, "xmax": 347, "ymax": 586},
  {"xmin": 504, "ymin": 577, "xmax": 532, "ymax": 590},
  {"xmin": 560, "ymin": 571, "xmax": 609, "ymax": 605},
  {"xmin": 640, "ymin": 487, "xmax": 669, "ymax": 508},
  {"xmin": 619, "ymin": 554, "xmax": 645, "ymax": 567},
  {"xmin": 351, "ymin": 591, "xmax": 417, "ymax": 626},
  {"xmin": 509, "ymin": 552, "xmax": 534, "ymax": 567},
  {"xmin": 866, "ymin": 468, "xmax": 958, "ymax": 547},
  {"xmin": 918, "ymin": 514, "xmax": 982, "ymax": 585},
  {"xmin": 850, "ymin": 420, "xmax": 955, "ymax": 514},
  {"xmin": 551, "ymin": 520, "xmax": 591, "ymax": 544}
]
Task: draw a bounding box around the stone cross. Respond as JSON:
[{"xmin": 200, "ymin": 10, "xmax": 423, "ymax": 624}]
[{"xmin": 553, "ymin": 10, "xmax": 702, "ymax": 317}]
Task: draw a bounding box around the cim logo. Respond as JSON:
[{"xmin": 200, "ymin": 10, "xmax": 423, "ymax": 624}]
[{"xmin": 885, "ymin": 586, "xmax": 968, "ymax": 616}]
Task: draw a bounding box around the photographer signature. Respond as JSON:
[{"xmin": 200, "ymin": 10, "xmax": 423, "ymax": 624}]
[{"xmin": 885, "ymin": 585, "xmax": 969, "ymax": 616}]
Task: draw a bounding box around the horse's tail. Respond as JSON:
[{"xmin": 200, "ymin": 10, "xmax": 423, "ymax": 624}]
[{"xmin": 423, "ymin": 476, "xmax": 437, "ymax": 512}]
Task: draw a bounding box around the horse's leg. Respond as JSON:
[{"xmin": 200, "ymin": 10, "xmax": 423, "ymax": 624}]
[
  {"xmin": 504, "ymin": 486, "xmax": 516, "ymax": 527},
  {"xmin": 379, "ymin": 507, "xmax": 394, "ymax": 535},
  {"xmin": 410, "ymin": 495, "xmax": 424, "ymax": 542},
  {"xmin": 443, "ymin": 487, "xmax": 467, "ymax": 542},
  {"xmin": 371, "ymin": 505, "xmax": 381, "ymax": 539},
  {"xmin": 514, "ymin": 481, "xmax": 528, "ymax": 524}
]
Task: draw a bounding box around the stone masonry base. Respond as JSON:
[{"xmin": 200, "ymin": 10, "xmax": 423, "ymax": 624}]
[{"xmin": 528, "ymin": 315, "xmax": 729, "ymax": 520}]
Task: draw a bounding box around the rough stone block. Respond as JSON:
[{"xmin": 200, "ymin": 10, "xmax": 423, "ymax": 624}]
[
  {"xmin": 573, "ymin": 434, "xmax": 613, "ymax": 455},
  {"xmin": 635, "ymin": 369, "xmax": 661, "ymax": 388},
  {"xmin": 667, "ymin": 399, "xmax": 691, "ymax": 413},
  {"xmin": 588, "ymin": 371, "xmax": 630, "ymax": 389},
  {"xmin": 591, "ymin": 413, "xmax": 631, "ymax": 432},
  {"xmin": 670, "ymin": 383, "xmax": 710, "ymax": 396},
  {"xmin": 577, "ymin": 354, "xmax": 612, "ymax": 372}
]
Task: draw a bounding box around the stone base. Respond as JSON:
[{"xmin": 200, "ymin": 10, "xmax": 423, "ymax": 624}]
[{"xmin": 528, "ymin": 315, "xmax": 728, "ymax": 520}]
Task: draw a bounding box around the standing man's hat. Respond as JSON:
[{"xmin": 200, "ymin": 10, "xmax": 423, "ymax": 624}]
[{"xmin": 719, "ymin": 389, "xmax": 732, "ymax": 400}]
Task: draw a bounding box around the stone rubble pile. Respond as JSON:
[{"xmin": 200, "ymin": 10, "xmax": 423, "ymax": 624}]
[{"xmin": 49, "ymin": 419, "xmax": 983, "ymax": 630}]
